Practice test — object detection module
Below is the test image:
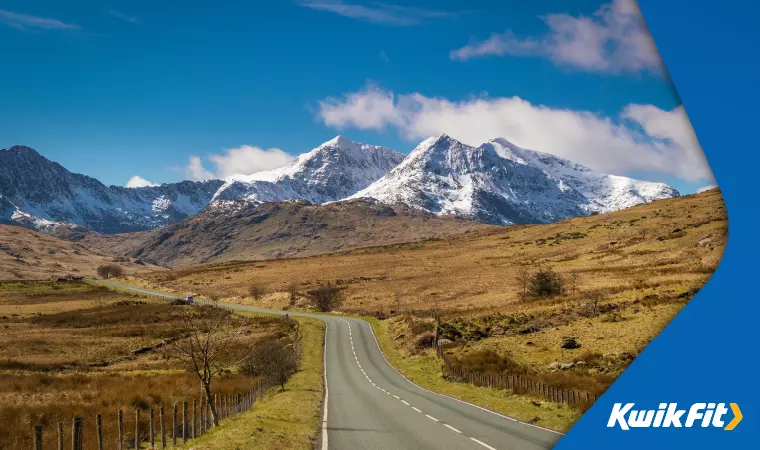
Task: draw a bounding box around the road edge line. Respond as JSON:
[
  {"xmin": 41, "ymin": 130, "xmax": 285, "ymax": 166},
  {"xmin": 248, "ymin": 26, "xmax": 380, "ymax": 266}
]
[
  {"xmin": 357, "ymin": 317, "xmax": 566, "ymax": 437},
  {"xmin": 321, "ymin": 321, "xmax": 329, "ymax": 450}
]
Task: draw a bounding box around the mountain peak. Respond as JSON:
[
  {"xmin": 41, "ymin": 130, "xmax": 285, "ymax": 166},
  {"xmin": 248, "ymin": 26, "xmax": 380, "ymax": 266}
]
[
  {"xmin": 2, "ymin": 145, "xmax": 42, "ymax": 157},
  {"xmin": 324, "ymin": 135, "xmax": 353, "ymax": 147}
]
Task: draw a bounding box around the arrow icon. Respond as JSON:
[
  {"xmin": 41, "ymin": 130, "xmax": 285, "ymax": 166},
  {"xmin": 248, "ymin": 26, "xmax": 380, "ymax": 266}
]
[{"xmin": 724, "ymin": 403, "xmax": 742, "ymax": 430}]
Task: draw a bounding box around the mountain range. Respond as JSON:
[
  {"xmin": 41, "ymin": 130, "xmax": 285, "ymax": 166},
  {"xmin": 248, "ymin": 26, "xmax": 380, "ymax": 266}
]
[{"xmin": 0, "ymin": 135, "xmax": 679, "ymax": 234}]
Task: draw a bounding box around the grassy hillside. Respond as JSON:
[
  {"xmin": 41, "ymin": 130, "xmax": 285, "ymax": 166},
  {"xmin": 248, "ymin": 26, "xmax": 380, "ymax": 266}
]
[
  {"xmin": 132, "ymin": 189, "xmax": 726, "ymax": 431},
  {"xmin": 0, "ymin": 224, "xmax": 161, "ymax": 281},
  {"xmin": 75, "ymin": 199, "xmax": 490, "ymax": 268},
  {"xmin": 0, "ymin": 281, "xmax": 298, "ymax": 449},
  {"xmin": 137, "ymin": 189, "xmax": 726, "ymax": 314}
]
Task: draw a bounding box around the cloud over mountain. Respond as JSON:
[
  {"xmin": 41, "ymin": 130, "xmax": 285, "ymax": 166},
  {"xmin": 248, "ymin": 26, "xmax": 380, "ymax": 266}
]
[{"xmin": 317, "ymin": 85, "xmax": 712, "ymax": 182}]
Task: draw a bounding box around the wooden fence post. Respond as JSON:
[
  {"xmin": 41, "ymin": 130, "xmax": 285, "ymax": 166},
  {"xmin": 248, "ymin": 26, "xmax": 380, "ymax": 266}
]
[
  {"xmin": 160, "ymin": 406, "xmax": 166, "ymax": 449},
  {"xmin": 237, "ymin": 393, "xmax": 242, "ymax": 413},
  {"xmin": 192, "ymin": 399, "xmax": 197, "ymax": 439},
  {"xmin": 173, "ymin": 404, "xmax": 178, "ymax": 446},
  {"xmin": 182, "ymin": 402, "xmax": 188, "ymax": 443},
  {"xmin": 150, "ymin": 408, "xmax": 155, "ymax": 448},
  {"xmin": 72, "ymin": 418, "xmax": 83, "ymax": 450},
  {"xmin": 117, "ymin": 411, "xmax": 123, "ymax": 450},
  {"xmin": 33, "ymin": 425, "xmax": 42, "ymax": 450},
  {"xmin": 96, "ymin": 415, "xmax": 104, "ymax": 450},
  {"xmin": 134, "ymin": 410, "xmax": 140, "ymax": 450},
  {"xmin": 58, "ymin": 422, "xmax": 64, "ymax": 450}
]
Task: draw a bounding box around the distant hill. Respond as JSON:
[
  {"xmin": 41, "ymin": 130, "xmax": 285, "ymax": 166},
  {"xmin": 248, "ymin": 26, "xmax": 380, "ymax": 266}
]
[
  {"xmin": 70, "ymin": 199, "xmax": 491, "ymax": 268},
  {"xmin": 0, "ymin": 225, "xmax": 161, "ymax": 280}
]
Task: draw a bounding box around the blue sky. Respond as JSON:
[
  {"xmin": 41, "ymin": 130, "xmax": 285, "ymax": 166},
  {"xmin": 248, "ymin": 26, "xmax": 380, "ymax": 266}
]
[{"xmin": 0, "ymin": 0, "xmax": 714, "ymax": 193}]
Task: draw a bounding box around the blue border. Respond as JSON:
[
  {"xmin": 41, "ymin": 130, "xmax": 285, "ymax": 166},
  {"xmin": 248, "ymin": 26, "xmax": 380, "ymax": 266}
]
[{"xmin": 556, "ymin": 1, "xmax": 759, "ymax": 448}]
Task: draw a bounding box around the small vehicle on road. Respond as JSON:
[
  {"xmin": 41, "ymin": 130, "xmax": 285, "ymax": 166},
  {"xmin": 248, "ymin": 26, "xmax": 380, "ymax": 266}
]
[{"xmin": 185, "ymin": 295, "xmax": 194, "ymax": 304}]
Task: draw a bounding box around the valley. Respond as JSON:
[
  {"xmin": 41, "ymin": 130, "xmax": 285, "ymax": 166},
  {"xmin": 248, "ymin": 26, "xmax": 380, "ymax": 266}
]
[{"xmin": 122, "ymin": 188, "xmax": 726, "ymax": 430}]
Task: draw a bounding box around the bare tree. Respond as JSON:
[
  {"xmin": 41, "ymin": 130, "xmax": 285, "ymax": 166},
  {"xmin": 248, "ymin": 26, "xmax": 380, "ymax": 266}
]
[
  {"xmin": 586, "ymin": 289, "xmax": 608, "ymax": 317},
  {"xmin": 97, "ymin": 264, "xmax": 124, "ymax": 279},
  {"xmin": 309, "ymin": 282, "xmax": 342, "ymax": 312},
  {"xmin": 515, "ymin": 266, "xmax": 531, "ymax": 299},
  {"xmin": 567, "ymin": 272, "xmax": 581, "ymax": 296},
  {"xmin": 169, "ymin": 305, "xmax": 239, "ymax": 427},
  {"xmin": 249, "ymin": 283, "xmax": 267, "ymax": 302},
  {"xmin": 239, "ymin": 339, "xmax": 298, "ymax": 391},
  {"xmin": 287, "ymin": 282, "xmax": 299, "ymax": 304}
]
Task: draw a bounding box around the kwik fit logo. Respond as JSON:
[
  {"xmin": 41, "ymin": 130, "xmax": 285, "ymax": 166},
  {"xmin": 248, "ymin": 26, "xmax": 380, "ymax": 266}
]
[{"xmin": 608, "ymin": 403, "xmax": 743, "ymax": 430}]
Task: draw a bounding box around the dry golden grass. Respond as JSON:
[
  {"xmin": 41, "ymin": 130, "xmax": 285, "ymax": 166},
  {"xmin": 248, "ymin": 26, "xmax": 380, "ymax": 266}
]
[
  {"xmin": 131, "ymin": 190, "xmax": 726, "ymax": 431},
  {"xmin": 0, "ymin": 281, "xmax": 297, "ymax": 450},
  {"xmin": 0, "ymin": 224, "xmax": 162, "ymax": 281},
  {"xmin": 138, "ymin": 189, "xmax": 726, "ymax": 316}
]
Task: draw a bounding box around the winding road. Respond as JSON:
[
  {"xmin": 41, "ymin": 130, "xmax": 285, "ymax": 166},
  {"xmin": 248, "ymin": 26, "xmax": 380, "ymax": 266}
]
[{"xmin": 98, "ymin": 280, "xmax": 563, "ymax": 450}]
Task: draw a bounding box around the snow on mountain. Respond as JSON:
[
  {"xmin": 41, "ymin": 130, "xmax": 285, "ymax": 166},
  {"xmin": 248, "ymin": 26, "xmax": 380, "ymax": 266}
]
[
  {"xmin": 483, "ymin": 138, "xmax": 680, "ymax": 214},
  {"xmin": 211, "ymin": 136, "xmax": 405, "ymax": 205},
  {"xmin": 0, "ymin": 146, "xmax": 224, "ymax": 233},
  {"xmin": 1, "ymin": 135, "xmax": 679, "ymax": 233},
  {"xmin": 351, "ymin": 134, "xmax": 679, "ymax": 225}
]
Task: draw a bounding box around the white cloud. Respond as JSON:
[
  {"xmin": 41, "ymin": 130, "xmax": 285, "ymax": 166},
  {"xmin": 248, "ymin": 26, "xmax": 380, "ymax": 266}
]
[
  {"xmin": 317, "ymin": 85, "xmax": 713, "ymax": 182},
  {"xmin": 450, "ymin": 0, "xmax": 663, "ymax": 75},
  {"xmin": 298, "ymin": 1, "xmax": 458, "ymax": 26},
  {"xmin": 126, "ymin": 176, "xmax": 159, "ymax": 188},
  {"xmin": 107, "ymin": 10, "xmax": 140, "ymax": 25},
  {"xmin": 0, "ymin": 9, "xmax": 80, "ymax": 31},
  {"xmin": 697, "ymin": 184, "xmax": 717, "ymax": 193},
  {"xmin": 185, "ymin": 146, "xmax": 296, "ymax": 181}
]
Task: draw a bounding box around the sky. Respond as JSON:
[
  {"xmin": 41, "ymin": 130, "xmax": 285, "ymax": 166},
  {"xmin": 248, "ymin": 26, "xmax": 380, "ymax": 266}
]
[{"xmin": 0, "ymin": 0, "xmax": 715, "ymax": 193}]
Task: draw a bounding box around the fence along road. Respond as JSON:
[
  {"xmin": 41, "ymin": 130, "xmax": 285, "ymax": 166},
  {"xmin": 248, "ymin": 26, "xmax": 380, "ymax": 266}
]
[{"xmin": 97, "ymin": 280, "xmax": 563, "ymax": 450}]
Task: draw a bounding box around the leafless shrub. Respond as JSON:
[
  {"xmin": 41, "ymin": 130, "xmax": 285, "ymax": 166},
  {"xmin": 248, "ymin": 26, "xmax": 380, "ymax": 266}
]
[
  {"xmin": 309, "ymin": 282, "xmax": 342, "ymax": 312},
  {"xmin": 249, "ymin": 283, "xmax": 267, "ymax": 301},
  {"xmin": 239, "ymin": 339, "xmax": 298, "ymax": 390},
  {"xmin": 96, "ymin": 264, "xmax": 124, "ymax": 279}
]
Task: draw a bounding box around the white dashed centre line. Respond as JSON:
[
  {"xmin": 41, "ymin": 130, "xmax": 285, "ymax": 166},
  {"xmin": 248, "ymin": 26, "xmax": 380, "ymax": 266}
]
[
  {"xmin": 470, "ymin": 438, "xmax": 497, "ymax": 450},
  {"xmin": 344, "ymin": 320, "xmax": 498, "ymax": 448}
]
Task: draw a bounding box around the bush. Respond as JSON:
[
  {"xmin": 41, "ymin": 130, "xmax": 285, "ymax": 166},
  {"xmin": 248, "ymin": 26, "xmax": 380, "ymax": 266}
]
[
  {"xmin": 528, "ymin": 267, "xmax": 563, "ymax": 298},
  {"xmin": 96, "ymin": 264, "xmax": 124, "ymax": 279},
  {"xmin": 309, "ymin": 282, "xmax": 342, "ymax": 312},
  {"xmin": 249, "ymin": 283, "xmax": 267, "ymax": 301},
  {"xmin": 239, "ymin": 339, "xmax": 298, "ymax": 390}
]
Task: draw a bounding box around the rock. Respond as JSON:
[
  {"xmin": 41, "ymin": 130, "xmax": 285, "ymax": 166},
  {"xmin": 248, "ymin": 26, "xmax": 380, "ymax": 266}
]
[
  {"xmin": 394, "ymin": 334, "xmax": 405, "ymax": 341},
  {"xmin": 548, "ymin": 362, "xmax": 575, "ymax": 371},
  {"xmin": 574, "ymin": 361, "xmax": 587, "ymax": 367},
  {"xmin": 437, "ymin": 338, "xmax": 453, "ymax": 347},
  {"xmin": 560, "ymin": 337, "xmax": 581, "ymax": 349},
  {"xmin": 698, "ymin": 237, "xmax": 713, "ymax": 247}
]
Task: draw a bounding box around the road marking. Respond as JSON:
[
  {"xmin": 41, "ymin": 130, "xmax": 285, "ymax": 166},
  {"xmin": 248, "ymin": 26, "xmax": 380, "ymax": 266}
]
[
  {"xmin": 425, "ymin": 414, "xmax": 439, "ymax": 422},
  {"xmin": 393, "ymin": 395, "xmax": 400, "ymax": 399},
  {"xmin": 401, "ymin": 400, "xmax": 410, "ymax": 406},
  {"xmin": 321, "ymin": 322, "xmax": 329, "ymax": 450},
  {"xmin": 470, "ymin": 438, "xmax": 497, "ymax": 450},
  {"xmin": 444, "ymin": 424, "xmax": 462, "ymax": 434},
  {"xmin": 412, "ymin": 407, "xmax": 422, "ymax": 413}
]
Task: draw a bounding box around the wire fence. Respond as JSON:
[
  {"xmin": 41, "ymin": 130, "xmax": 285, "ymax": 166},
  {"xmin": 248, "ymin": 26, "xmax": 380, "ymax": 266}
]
[
  {"xmin": 353, "ymin": 308, "xmax": 598, "ymax": 411},
  {"xmin": 25, "ymin": 302, "xmax": 300, "ymax": 450}
]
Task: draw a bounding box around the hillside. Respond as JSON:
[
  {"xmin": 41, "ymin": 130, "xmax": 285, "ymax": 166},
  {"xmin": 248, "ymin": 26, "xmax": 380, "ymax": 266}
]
[
  {"xmin": 136, "ymin": 189, "xmax": 726, "ymax": 314},
  {"xmin": 0, "ymin": 225, "xmax": 161, "ymax": 280},
  {"xmin": 73, "ymin": 199, "xmax": 491, "ymax": 268}
]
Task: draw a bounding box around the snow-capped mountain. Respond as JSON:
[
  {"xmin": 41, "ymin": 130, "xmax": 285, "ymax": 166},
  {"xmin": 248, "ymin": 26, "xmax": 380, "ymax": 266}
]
[
  {"xmin": 483, "ymin": 138, "xmax": 680, "ymax": 214},
  {"xmin": 1, "ymin": 135, "xmax": 679, "ymax": 233},
  {"xmin": 0, "ymin": 146, "xmax": 223, "ymax": 233},
  {"xmin": 351, "ymin": 135, "xmax": 679, "ymax": 225},
  {"xmin": 212, "ymin": 136, "xmax": 405, "ymax": 205}
]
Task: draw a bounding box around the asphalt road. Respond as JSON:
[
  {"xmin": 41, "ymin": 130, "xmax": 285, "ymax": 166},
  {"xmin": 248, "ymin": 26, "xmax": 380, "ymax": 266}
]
[{"xmin": 97, "ymin": 280, "xmax": 563, "ymax": 450}]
